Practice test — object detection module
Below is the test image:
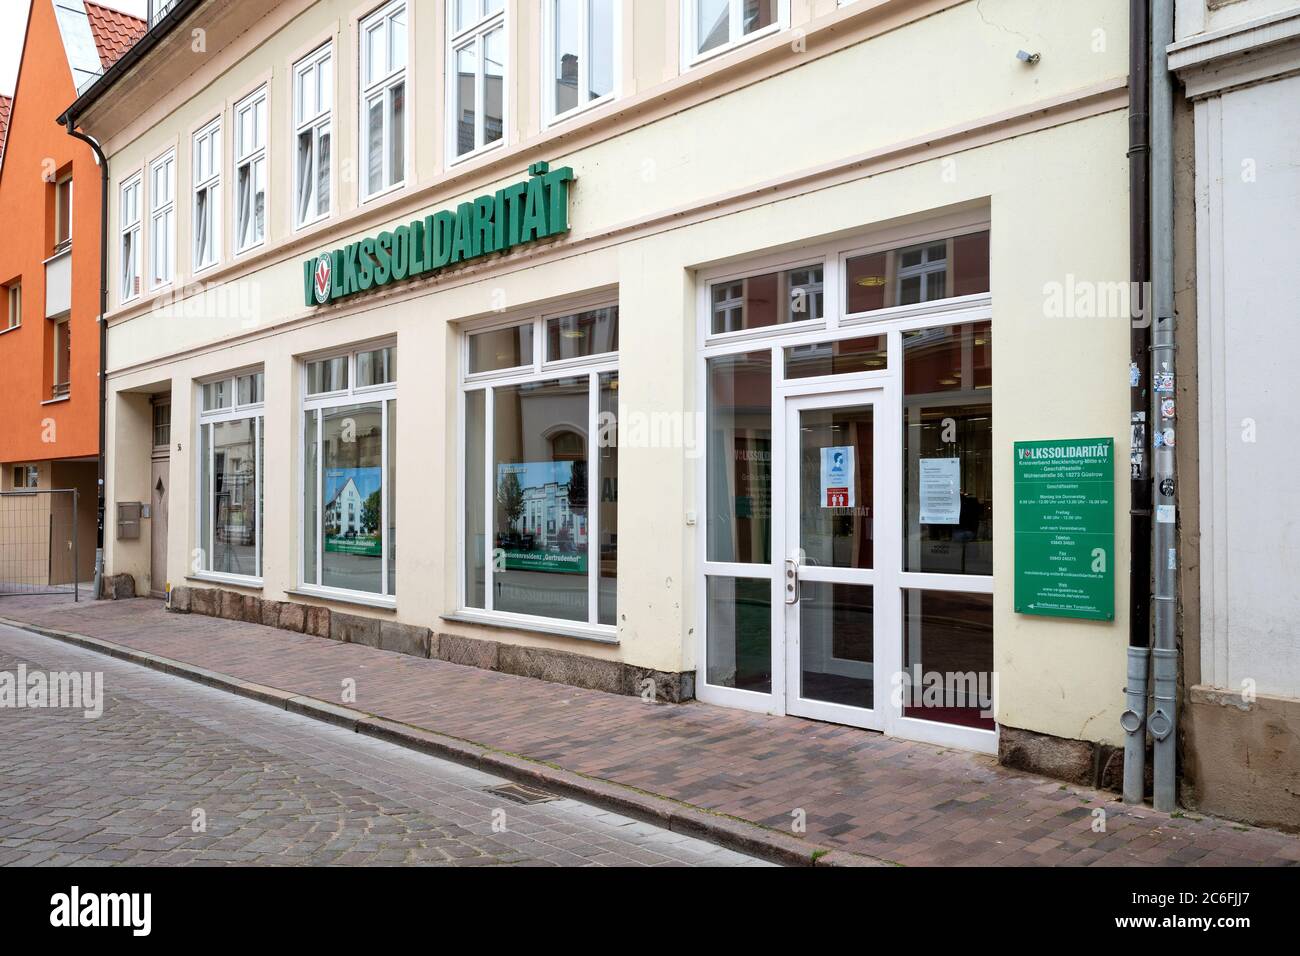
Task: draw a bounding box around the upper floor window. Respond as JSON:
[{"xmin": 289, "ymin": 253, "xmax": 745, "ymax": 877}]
[
  {"xmin": 449, "ymin": 0, "xmax": 505, "ymax": 160},
  {"xmin": 685, "ymin": 0, "xmax": 784, "ymax": 64},
  {"xmin": 12, "ymin": 465, "xmax": 39, "ymax": 489},
  {"xmin": 149, "ymin": 151, "xmax": 176, "ymax": 288},
  {"xmin": 54, "ymin": 174, "xmax": 73, "ymax": 252},
  {"xmin": 51, "ymin": 316, "xmax": 71, "ymax": 399},
  {"xmin": 120, "ymin": 175, "xmax": 142, "ymax": 303},
  {"xmin": 361, "ymin": 2, "xmax": 407, "ymax": 198},
  {"xmin": 844, "ymin": 230, "xmax": 990, "ymax": 316},
  {"xmin": 294, "ymin": 43, "xmax": 333, "ymax": 227},
  {"xmin": 192, "ymin": 118, "xmax": 221, "ymax": 271},
  {"xmin": 545, "ymin": 0, "xmax": 616, "ymax": 124},
  {"xmin": 4, "ymin": 280, "xmax": 20, "ymax": 330},
  {"xmin": 234, "ymin": 87, "xmax": 268, "ymax": 252}
]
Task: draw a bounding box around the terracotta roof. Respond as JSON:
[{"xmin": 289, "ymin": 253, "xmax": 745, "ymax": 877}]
[
  {"xmin": 0, "ymin": 94, "xmax": 11, "ymax": 165},
  {"xmin": 84, "ymin": 1, "xmax": 148, "ymax": 71}
]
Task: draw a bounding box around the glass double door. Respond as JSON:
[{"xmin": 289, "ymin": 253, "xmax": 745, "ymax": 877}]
[{"xmin": 781, "ymin": 388, "xmax": 891, "ymax": 729}]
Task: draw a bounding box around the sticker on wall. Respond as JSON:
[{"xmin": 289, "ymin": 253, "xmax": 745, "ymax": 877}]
[
  {"xmin": 919, "ymin": 457, "xmax": 961, "ymax": 524},
  {"xmin": 1160, "ymin": 398, "xmax": 1176, "ymax": 420},
  {"xmin": 1153, "ymin": 431, "xmax": 1165, "ymax": 448},
  {"xmin": 820, "ymin": 447, "xmax": 855, "ymax": 509},
  {"xmin": 1156, "ymin": 504, "xmax": 1176, "ymax": 524},
  {"xmin": 1162, "ymin": 428, "xmax": 1176, "ymax": 448},
  {"xmin": 1129, "ymin": 362, "xmax": 1141, "ymax": 387},
  {"xmin": 1168, "ymin": 548, "xmax": 1177, "ymax": 570},
  {"xmin": 1160, "ymin": 478, "xmax": 1175, "ymax": 498},
  {"xmin": 1154, "ymin": 370, "xmax": 1174, "ymax": 394}
]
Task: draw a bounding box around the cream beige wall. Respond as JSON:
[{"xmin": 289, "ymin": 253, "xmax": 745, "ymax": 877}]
[{"xmin": 93, "ymin": 0, "xmax": 1133, "ymax": 742}]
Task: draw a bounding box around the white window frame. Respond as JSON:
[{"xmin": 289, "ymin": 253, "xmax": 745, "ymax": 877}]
[
  {"xmin": 293, "ymin": 42, "xmax": 333, "ymax": 228},
  {"xmin": 359, "ymin": 1, "xmax": 408, "ymax": 201},
  {"xmin": 447, "ymin": 0, "xmax": 507, "ymax": 164},
  {"xmin": 148, "ymin": 150, "xmax": 176, "ymax": 290},
  {"xmin": 233, "ymin": 87, "xmax": 268, "ymax": 253},
  {"xmin": 693, "ymin": 213, "xmax": 995, "ymax": 755},
  {"xmin": 682, "ymin": 0, "xmax": 788, "ymax": 68},
  {"xmin": 457, "ymin": 294, "xmax": 619, "ymax": 641},
  {"xmin": 299, "ymin": 342, "xmax": 398, "ymax": 607},
  {"xmin": 192, "ymin": 117, "xmax": 222, "ymax": 273},
  {"xmin": 119, "ymin": 174, "xmax": 142, "ymax": 304},
  {"xmin": 195, "ymin": 369, "xmax": 265, "ymax": 585},
  {"xmin": 542, "ymin": 0, "xmax": 620, "ymax": 127}
]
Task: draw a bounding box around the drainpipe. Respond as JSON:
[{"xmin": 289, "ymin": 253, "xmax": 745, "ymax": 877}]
[
  {"xmin": 1148, "ymin": 0, "xmax": 1179, "ymax": 813},
  {"xmin": 1123, "ymin": 0, "xmax": 1152, "ymax": 806},
  {"xmin": 58, "ymin": 121, "xmax": 109, "ymax": 601}
]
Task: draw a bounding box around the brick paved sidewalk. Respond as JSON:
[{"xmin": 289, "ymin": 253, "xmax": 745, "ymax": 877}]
[{"xmin": 3, "ymin": 595, "xmax": 1297, "ymax": 866}]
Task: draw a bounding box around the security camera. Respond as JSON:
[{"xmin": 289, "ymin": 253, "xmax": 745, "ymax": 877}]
[{"xmin": 1016, "ymin": 49, "xmax": 1041, "ymax": 64}]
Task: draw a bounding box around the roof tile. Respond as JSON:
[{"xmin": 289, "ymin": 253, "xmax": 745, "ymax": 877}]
[{"xmin": 84, "ymin": 1, "xmax": 148, "ymax": 71}]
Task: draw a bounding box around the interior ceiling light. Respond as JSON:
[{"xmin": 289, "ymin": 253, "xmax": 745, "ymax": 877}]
[{"xmin": 855, "ymin": 276, "xmax": 887, "ymax": 287}]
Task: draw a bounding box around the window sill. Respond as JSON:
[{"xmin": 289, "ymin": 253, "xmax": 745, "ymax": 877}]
[
  {"xmin": 442, "ymin": 610, "xmax": 619, "ymax": 646},
  {"xmin": 286, "ymin": 586, "xmax": 397, "ymax": 612},
  {"xmin": 42, "ymin": 395, "xmax": 71, "ymax": 405},
  {"xmin": 0, "ymin": 324, "xmax": 20, "ymax": 338},
  {"xmin": 187, "ymin": 572, "xmax": 263, "ymax": 589}
]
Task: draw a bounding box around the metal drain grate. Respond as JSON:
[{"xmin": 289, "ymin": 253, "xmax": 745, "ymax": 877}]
[{"xmin": 486, "ymin": 782, "xmax": 559, "ymax": 805}]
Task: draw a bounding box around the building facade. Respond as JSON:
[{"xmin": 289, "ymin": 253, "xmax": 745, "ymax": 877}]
[
  {"xmin": 0, "ymin": 0, "xmax": 145, "ymax": 588},
  {"xmin": 65, "ymin": 0, "xmax": 1137, "ymax": 769},
  {"xmin": 1170, "ymin": 0, "xmax": 1300, "ymax": 829}
]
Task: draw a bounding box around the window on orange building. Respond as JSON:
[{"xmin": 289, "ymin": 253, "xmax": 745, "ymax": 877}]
[
  {"xmin": 4, "ymin": 281, "xmax": 19, "ymax": 329},
  {"xmin": 54, "ymin": 175, "xmax": 72, "ymax": 252}
]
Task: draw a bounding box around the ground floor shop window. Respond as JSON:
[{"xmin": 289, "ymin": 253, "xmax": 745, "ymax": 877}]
[
  {"xmin": 462, "ymin": 304, "xmax": 618, "ymax": 630},
  {"xmin": 197, "ymin": 371, "xmax": 264, "ymax": 580},
  {"xmin": 302, "ymin": 346, "xmax": 396, "ymax": 600}
]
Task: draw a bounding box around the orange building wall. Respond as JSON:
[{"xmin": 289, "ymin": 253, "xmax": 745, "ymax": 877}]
[{"xmin": 0, "ymin": 0, "xmax": 103, "ymax": 466}]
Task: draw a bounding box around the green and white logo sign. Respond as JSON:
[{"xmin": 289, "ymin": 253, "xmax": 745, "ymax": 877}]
[
  {"xmin": 1014, "ymin": 438, "xmax": 1115, "ymax": 621},
  {"xmin": 303, "ymin": 161, "xmax": 574, "ymax": 307}
]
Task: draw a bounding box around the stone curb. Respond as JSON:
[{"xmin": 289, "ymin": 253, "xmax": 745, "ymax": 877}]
[{"xmin": 1, "ymin": 615, "xmax": 886, "ymax": 868}]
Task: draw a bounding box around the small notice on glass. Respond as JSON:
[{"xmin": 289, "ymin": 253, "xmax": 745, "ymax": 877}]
[
  {"xmin": 820, "ymin": 447, "xmax": 855, "ymax": 509},
  {"xmin": 919, "ymin": 457, "xmax": 961, "ymax": 524}
]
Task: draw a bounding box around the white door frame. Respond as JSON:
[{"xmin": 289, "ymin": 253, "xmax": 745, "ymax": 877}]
[{"xmin": 779, "ymin": 385, "xmax": 894, "ymax": 730}]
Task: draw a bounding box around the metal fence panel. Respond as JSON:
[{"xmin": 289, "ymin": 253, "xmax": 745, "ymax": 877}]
[{"xmin": 0, "ymin": 489, "xmax": 80, "ymax": 600}]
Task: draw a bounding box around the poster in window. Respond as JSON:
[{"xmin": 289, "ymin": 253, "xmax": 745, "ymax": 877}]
[
  {"xmin": 496, "ymin": 461, "xmax": 588, "ymax": 574},
  {"xmin": 324, "ymin": 467, "xmax": 383, "ymax": 556},
  {"xmin": 919, "ymin": 457, "xmax": 961, "ymax": 524},
  {"xmin": 820, "ymin": 446, "xmax": 855, "ymax": 509}
]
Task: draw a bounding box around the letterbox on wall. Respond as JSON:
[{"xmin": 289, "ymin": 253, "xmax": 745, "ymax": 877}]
[{"xmin": 116, "ymin": 502, "xmax": 142, "ymax": 540}]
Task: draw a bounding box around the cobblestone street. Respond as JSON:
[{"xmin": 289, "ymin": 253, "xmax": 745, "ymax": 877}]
[{"xmin": 0, "ymin": 623, "xmax": 768, "ymax": 867}]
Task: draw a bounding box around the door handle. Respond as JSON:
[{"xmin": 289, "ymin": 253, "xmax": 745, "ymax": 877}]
[{"xmin": 784, "ymin": 558, "xmax": 799, "ymax": 605}]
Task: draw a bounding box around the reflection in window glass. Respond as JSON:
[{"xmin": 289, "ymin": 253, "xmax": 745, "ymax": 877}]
[
  {"xmin": 707, "ymin": 351, "xmax": 771, "ymax": 563},
  {"xmin": 902, "ymin": 589, "xmax": 994, "ymax": 730},
  {"xmin": 493, "ymin": 377, "xmax": 590, "ymax": 622},
  {"xmin": 706, "ymin": 576, "xmax": 771, "ymax": 692},
  {"xmin": 902, "ymin": 322, "xmax": 992, "ymax": 575},
  {"xmin": 201, "ymin": 418, "xmax": 260, "ymax": 577},
  {"xmin": 697, "ymin": 0, "xmax": 729, "ymax": 54},
  {"xmin": 799, "ymin": 581, "xmax": 872, "ymax": 708},
  {"xmin": 785, "ymin": 336, "xmax": 886, "ymax": 379},
  {"xmin": 469, "ymin": 324, "xmax": 533, "ymax": 373},
  {"xmin": 307, "ymin": 356, "xmax": 348, "ymax": 394},
  {"xmin": 357, "ymin": 347, "xmax": 395, "ymax": 387},
  {"xmin": 465, "ymin": 390, "xmax": 486, "ymax": 607},
  {"xmin": 597, "ymin": 372, "xmax": 618, "ymax": 625},
  {"xmin": 710, "ymin": 264, "xmax": 823, "ymax": 334},
  {"xmin": 845, "ymin": 230, "xmax": 989, "ymax": 315},
  {"xmin": 546, "ymin": 306, "xmax": 618, "ymax": 362}
]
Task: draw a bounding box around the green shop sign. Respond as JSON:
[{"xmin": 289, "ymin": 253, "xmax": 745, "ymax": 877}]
[
  {"xmin": 1013, "ymin": 438, "xmax": 1115, "ymax": 621},
  {"xmin": 303, "ymin": 161, "xmax": 574, "ymax": 307}
]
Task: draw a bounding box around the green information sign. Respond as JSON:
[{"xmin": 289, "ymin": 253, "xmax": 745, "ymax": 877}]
[{"xmin": 1014, "ymin": 437, "xmax": 1115, "ymax": 621}]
